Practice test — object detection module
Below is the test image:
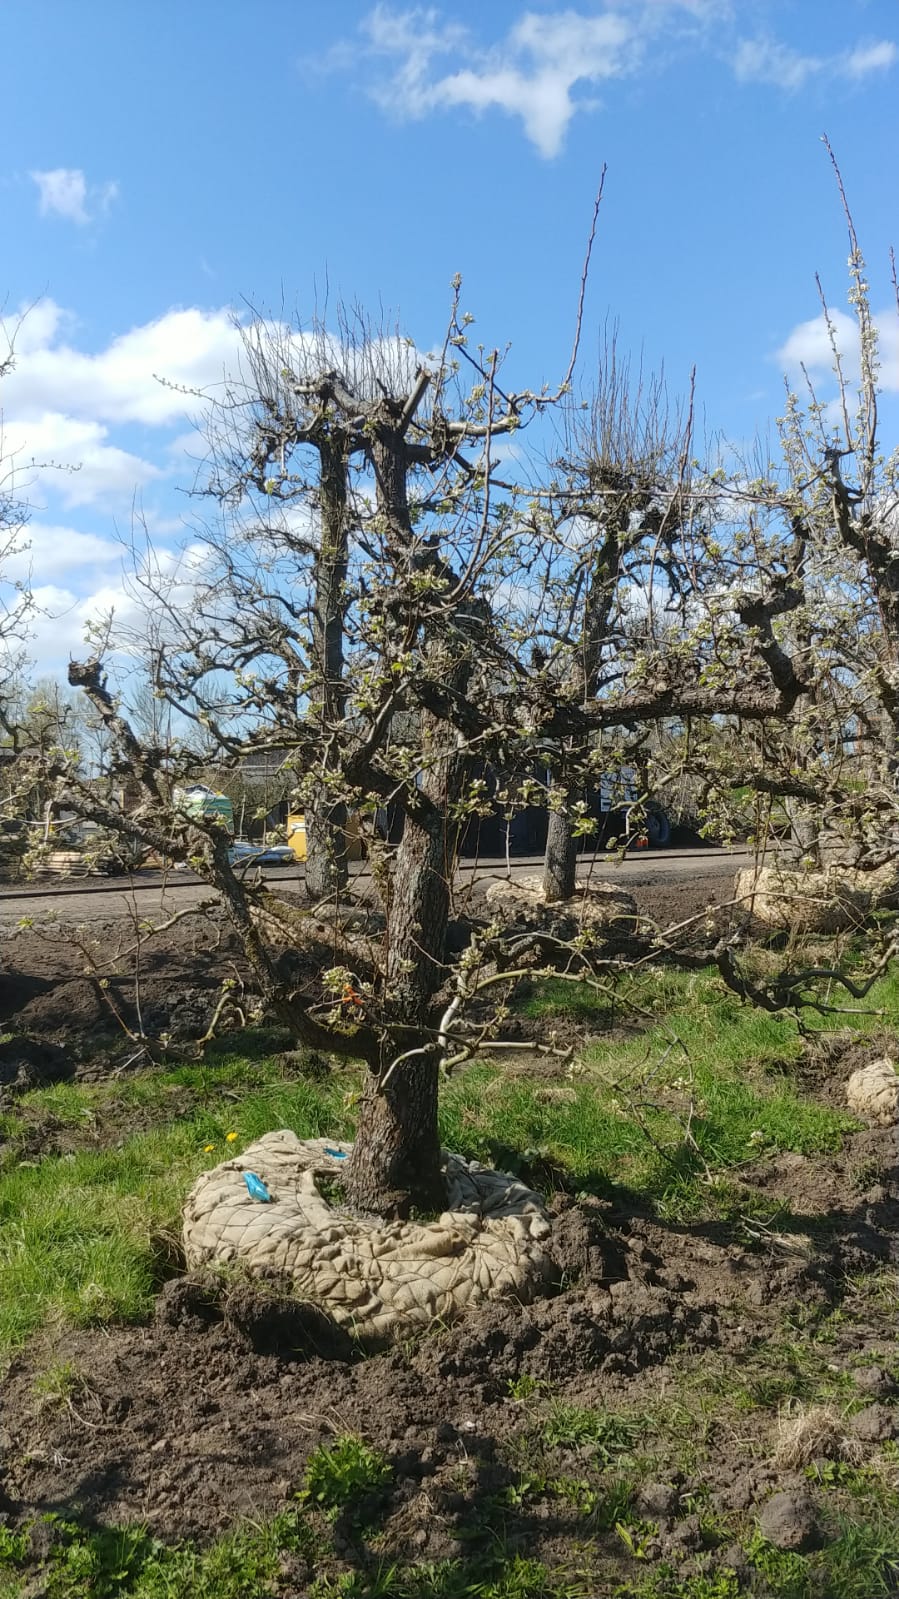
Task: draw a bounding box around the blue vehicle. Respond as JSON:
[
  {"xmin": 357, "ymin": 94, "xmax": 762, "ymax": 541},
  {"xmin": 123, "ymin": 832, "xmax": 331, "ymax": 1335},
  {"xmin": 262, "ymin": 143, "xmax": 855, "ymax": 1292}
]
[{"xmin": 227, "ymin": 839, "xmax": 295, "ymax": 868}]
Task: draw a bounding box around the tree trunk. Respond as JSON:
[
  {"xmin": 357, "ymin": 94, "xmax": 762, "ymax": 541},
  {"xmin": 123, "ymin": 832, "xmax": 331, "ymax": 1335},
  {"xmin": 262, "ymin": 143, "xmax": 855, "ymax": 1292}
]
[
  {"xmin": 346, "ymin": 779, "xmax": 453, "ymax": 1216},
  {"xmin": 784, "ymin": 797, "xmax": 821, "ymax": 864},
  {"xmin": 344, "ymin": 810, "xmax": 450, "ymax": 1214},
  {"xmin": 540, "ymin": 531, "xmax": 621, "ymax": 905},
  {"xmin": 305, "ymin": 432, "xmax": 350, "ymax": 901},
  {"xmin": 346, "ymin": 1050, "xmax": 444, "ymax": 1218},
  {"xmin": 542, "ymin": 800, "xmax": 577, "ymax": 901},
  {"xmin": 345, "ymin": 411, "xmax": 465, "ymax": 1218},
  {"xmin": 304, "ymin": 793, "xmax": 348, "ymax": 902}
]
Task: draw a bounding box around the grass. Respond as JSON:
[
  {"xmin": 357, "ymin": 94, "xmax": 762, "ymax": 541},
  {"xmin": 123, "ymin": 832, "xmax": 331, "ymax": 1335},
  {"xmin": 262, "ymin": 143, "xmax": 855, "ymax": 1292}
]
[
  {"xmin": 300, "ymin": 1438, "xmax": 393, "ymax": 1522},
  {"xmin": 0, "ymin": 966, "xmax": 867, "ymax": 1361},
  {"xmin": 0, "ymin": 1512, "xmax": 315, "ymax": 1599},
  {"xmin": 0, "ymin": 1048, "xmax": 354, "ymax": 1357},
  {"xmin": 441, "ymin": 967, "xmax": 856, "ymax": 1213},
  {"xmin": 32, "ymin": 1358, "xmax": 86, "ymax": 1405},
  {"xmin": 0, "ymin": 1497, "xmax": 598, "ymax": 1599},
  {"xmin": 2, "ymin": 961, "xmax": 898, "ymax": 1596},
  {"xmin": 539, "ymin": 1402, "xmax": 643, "ymax": 1460}
]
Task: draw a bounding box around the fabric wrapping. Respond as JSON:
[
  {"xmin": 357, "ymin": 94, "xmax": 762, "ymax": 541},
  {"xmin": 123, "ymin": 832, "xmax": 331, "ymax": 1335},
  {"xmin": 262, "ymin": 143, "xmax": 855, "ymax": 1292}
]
[
  {"xmin": 183, "ymin": 1132, "xmax": 556, "ymax": 1343},
  {"xmin": 846, "ymin": 1060, "xmax": 899, "ymax": 1127},
  {"xmin": 735, "ymin": 864, "xmax": 899, "ymax": 933}
]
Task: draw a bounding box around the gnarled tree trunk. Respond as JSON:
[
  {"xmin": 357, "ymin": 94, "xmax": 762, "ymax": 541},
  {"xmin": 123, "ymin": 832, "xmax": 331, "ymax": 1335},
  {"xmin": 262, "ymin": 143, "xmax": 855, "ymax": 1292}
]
[
  {"xmin": 346, "ymin": 742, "xmax": 458, "ymax": 1216},
  {"xmin": 305, "ymin": 432, "xmax": 350, "ymax": 902},
  {"xmin": 345, "ymin": 411, "xmax": 460, "ymax": 1216}
]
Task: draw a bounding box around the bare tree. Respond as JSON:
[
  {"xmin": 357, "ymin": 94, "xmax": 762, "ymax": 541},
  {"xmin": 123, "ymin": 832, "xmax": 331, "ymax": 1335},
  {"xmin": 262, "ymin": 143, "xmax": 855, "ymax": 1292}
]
[
  {"xmin": 522, "ymin": 342, "xmax": 697, "ymax": 900},
  {"xmin": 687, "ymin": 145, "xmax": 899, "ymax": 893},
  {"xmin": 0, "ymin": 322, "xmax": 37, "ymax": 829},
  {"xmin": 58, "ymin": 279, "xmax": 814, "ymax": 1215}
]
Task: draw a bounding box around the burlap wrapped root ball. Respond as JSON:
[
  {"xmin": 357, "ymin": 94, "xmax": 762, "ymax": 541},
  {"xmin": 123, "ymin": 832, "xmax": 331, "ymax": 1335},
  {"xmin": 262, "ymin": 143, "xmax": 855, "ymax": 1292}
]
[
  {"xmin": 183, "ymin": 1132, "xmax": 557, "ymax": 1345},
  {"xmin": 734, "ymin": 864, "xmax": 899, "ymax": 934},
  {"xmin": 483, "ymin": 875, "xmax": 637, "ymax": 933},
  {"xmin": 846, "ymin": 1059, "xmax": 899, "ymax": 1127}
]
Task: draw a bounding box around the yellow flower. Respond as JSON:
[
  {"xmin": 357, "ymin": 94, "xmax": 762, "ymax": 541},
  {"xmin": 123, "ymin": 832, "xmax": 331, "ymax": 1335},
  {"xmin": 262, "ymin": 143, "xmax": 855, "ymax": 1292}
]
[
  {"xmin": 226, "ymin": 1131, "xmax": 238, "ymax": 1143},
  {"xmin": 203, "ymin": 1144, "xmax": 215, "ymax": 1153}
]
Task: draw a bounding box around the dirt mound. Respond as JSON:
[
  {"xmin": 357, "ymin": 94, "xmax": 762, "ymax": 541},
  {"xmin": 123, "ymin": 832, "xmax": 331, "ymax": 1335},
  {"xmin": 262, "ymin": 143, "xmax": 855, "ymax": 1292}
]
[
  {"xmin": 0, "ymin": 1035, "xmax": 74, "ymax": 1094},
  {"xmin": 13, "ymin": 977, "xmax": 108, "ymax": 1038},
  {"xmin": 481, "ymin": 875, "xmax": 638, "ymax": 935},
  {"xmin": 0, "ymin": 973, "xmax": 54, "ymax": 1023},
  {"xmin": 0, "ymin": 913, "xmax": 254, "ymax": 1048},
  {"xmin": 0, "ymin": 1193, "xmax": 848, "ymax": 1545}
]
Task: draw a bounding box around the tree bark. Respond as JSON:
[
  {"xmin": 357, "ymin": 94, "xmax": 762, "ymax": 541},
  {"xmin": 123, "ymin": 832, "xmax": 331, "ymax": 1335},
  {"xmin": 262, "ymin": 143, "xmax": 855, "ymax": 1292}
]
[
  {"xmin": 304, "ymin": 432, "xmax": 350, "ymax": 902},
  {"xmin": 346, "ymin": 1048, "xmax": 444, "ymax": 1218},
  {"xmin": 540, "ymin": 521, "xmax": 621, "ymax": 906},
  {"xmin": 304, "ymin": 793, "xmax": 348, "ymax": 903},
  {"xmin": 347, "ymin": 762, "xmax": 456, "ymax": 1214},
  {"xmin": 542, "ymin": 799, "xmax": 577, "ymax": 901},
  {"xmin": 346, "ymin": 413, "xmax": 459, "ymax": 1216}
]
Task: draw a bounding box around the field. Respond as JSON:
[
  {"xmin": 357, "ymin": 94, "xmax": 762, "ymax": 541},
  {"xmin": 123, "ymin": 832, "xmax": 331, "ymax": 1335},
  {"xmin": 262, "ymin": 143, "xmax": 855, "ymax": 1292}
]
[{"xmin": 1, "ymin": 870, "xmax": 898, "ymax": 1599}]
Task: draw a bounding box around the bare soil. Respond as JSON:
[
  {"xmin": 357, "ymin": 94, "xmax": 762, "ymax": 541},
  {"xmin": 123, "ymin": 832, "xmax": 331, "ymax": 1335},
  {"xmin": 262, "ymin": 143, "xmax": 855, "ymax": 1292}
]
[
  {"xmin": 2, "ymin": 868, "xmax": 899, "ymax": 1592},
  {"xmin": 0, "ymin": 865, "xmax": 734, "ymax": 1066},
  {"xmin": 2, "ymin": 1117, "xmax": 897, "ymax": 1573}
]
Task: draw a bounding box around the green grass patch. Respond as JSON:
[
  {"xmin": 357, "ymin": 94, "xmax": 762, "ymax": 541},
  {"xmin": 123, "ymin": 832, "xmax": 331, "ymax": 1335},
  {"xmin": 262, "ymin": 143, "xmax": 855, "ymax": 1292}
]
[
  {"xmin": 0, "ymin": 1503, "xmax": 597, "ymax": 1599},
  {"xmin": 520, "ymin": 975, "xmax": 629, "ymax": 1023},
  {"xmin": 300, "ymin": 1437, "xmax": 392, "ymax": 1523},
  {"xmin": 0, "ymin": 1511, "xmax": 314, "ymax": 1599},
  {"xmin": 0, "ymin": 966, "xmax": 864, "ymax": 1357},
  {"xmin": 0, "ymin": 1055, "xmax": 353, "ymax": 1360},
  {"xmin": 444, "ymin": 966, "xmax": 855, "ymax": 1215},
  {"xmin": 539, "ymin": 1402, "xmax": 643, "ymax": 1461}
]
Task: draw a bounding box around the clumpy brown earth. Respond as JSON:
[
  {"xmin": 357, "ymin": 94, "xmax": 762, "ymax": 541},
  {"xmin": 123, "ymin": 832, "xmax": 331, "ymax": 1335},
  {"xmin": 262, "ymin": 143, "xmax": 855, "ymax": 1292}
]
[
  {"xmin": 0, "ymin": 862, "xmax": 733, "ymax": 1068},
  {"xmin": 3, "ymin": 871, "xmax": 899, "ymax": 1594},
  {"xmin": 2, "ymin": 1121, "xmax": 898, "ymax": 1580},
  {"xmin": 0, "ymin": 913, "xmax": 247, "ymax": 1064}
]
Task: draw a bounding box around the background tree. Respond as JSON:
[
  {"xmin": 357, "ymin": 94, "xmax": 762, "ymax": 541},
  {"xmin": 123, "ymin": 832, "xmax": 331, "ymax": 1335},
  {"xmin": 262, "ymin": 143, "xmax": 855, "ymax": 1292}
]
[
  {"xmin": 688, "ymin": 149, "xmax": 899, "ymax": 895},
  {"xmin": 521, "ymin": 342, "xmax": 696, "ymax": 900},
  {"xmin": 0, "ymin": 322, "xmax": 37, "ymax": 842}
]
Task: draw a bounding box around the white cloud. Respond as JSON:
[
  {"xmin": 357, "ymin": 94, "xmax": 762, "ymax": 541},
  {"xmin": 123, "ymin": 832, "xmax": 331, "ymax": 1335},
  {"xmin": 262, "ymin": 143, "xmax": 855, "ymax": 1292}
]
[
  {"xmin": 4, "ymin": 300, "xmax": 70, "ymax": 355},
  {"xmin": 734, "ymin": 34, "xmax": 896, "ymax": 90},
  {"xmin": 4, "ymin": 522, "xmax": 122, "ymax": 582},
  {"xmin": 26, "ymin": 576, "xmax": 145, "ymax": 671},
  {"xmin": 29, "ymin": 168, "xmax": 119, "ymax": 225},
  {"xmin": 777, "ymin": 308, "xmax": 899, "ymax": 393},
  {"xmin": 360, "ymin": 4, "xmax": 644, "ymax": 158},
  {"xmin": 0, "ymin": 296, "xmax": 439, "ymax": 528},
  {"xmin": 0, "ymin": 293, "xmax": 446, "ymax": 669},
  {"xmin": 778, "ymin": 308, "xmax": 858, "ymax": 372},
  {"xmin": 336, "ymin": 6, "xmax": 895, "ymax": 152},
  {"xmin": 733, "ymin": 37, "xmax": 822, "ymax": 90},
  {"xmin": 0, "ymin": 413, "xmax": 161, "ymax": 506},
  {"xmin": 844, "ymin": 40, "xmax": 897, "ymax": 78},
  {"xmin": 23, "ymin": 541, "xmax": 207, "ymax": 673},
  {"xmin": 0, "ymin": 302, "xmax": 243, "ymax": 428}
]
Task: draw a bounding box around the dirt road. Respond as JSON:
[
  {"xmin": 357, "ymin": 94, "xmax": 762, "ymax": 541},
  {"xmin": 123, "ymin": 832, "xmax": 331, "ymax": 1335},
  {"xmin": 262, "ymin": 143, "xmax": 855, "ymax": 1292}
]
[{"xmin": 0, "ymin": 847, "xmax": 752, "ymax": 926}]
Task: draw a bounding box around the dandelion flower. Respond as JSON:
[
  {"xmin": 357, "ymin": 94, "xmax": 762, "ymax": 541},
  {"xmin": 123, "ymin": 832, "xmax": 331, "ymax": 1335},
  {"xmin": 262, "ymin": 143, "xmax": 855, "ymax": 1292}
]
[
  {"xmin": 226, "ymin": 1131, "xmax": 238, "ymax": 1142},
  {"xmin": 203, "ymin": 1143, "xmax": 215, "ymax": 1153}
]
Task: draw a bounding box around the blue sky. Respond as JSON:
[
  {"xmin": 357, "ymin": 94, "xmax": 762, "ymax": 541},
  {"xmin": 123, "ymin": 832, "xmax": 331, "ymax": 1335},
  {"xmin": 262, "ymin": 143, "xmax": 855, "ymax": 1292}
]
[{"xmin": 2, "ymin": 0, "xmax": 898, "ymax": 674}]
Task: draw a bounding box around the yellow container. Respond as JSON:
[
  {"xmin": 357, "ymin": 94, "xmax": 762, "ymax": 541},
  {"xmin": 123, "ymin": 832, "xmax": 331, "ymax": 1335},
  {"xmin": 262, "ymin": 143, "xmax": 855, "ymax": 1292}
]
[
  {"xmin": 287, "ymin": 814, "xmax": 307, "ymax": 861},
  {"xmin": 286, "ymin": 811, "xmax": 363, "ymax": 862}
]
